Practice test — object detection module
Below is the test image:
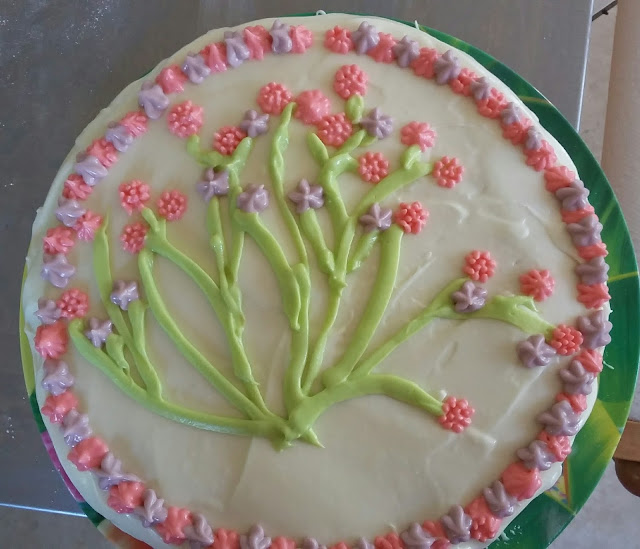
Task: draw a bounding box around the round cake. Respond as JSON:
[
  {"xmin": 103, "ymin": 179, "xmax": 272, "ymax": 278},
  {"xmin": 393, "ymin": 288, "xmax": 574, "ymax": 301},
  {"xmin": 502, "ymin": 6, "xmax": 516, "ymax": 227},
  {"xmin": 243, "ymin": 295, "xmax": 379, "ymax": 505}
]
[{"xmin": 21, "ymin": 13, "xmax": 613, "ymax": 549}]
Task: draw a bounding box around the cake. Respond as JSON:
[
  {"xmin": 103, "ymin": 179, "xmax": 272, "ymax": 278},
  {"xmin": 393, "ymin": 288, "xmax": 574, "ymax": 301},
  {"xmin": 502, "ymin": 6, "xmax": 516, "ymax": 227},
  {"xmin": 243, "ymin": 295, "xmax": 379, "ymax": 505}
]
[{"xmin": 21, "ymin": 12, "xmax": 613, "ymax": 549}]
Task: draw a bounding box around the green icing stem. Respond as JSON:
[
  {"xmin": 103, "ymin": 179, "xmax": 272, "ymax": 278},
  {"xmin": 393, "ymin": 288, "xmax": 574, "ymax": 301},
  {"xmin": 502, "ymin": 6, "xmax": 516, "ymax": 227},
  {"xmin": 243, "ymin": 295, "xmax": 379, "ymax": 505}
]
[
  {"xmin": 307, "ymin": 133, "xmax": 329, "ymax": 165},
  {"xmin": 299, "ymin": 210, "xmax": 335, "ymax": 274},
  {"xmin": 322, "ymin": 226, "xmax": 403, "ymax": 388},
  {"xmin": 315, "ymin": 151, "xmax": 356, "ymax": 237},
  {"xmin": 287, "ymin": 373, "xmax": 443, "ymax": 441},
  {"xmin": 69, "ymin": 319, "xmax": 279, "ymax": 438},
  {"xmin": 347, "ymin": 230, "xmax": 379, "ymax": 273}
]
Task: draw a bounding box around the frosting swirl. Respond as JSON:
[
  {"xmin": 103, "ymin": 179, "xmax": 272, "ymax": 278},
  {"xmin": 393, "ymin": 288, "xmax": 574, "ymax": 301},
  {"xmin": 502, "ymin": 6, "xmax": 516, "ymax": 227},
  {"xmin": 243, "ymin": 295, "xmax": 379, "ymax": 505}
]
[
  {"xmin": 442, "ymin": 504, "xmax": 472, "ymax": 543},
  {"xmin": 537, "ymin": 400, "xmax": 580, "ymax": 436}
]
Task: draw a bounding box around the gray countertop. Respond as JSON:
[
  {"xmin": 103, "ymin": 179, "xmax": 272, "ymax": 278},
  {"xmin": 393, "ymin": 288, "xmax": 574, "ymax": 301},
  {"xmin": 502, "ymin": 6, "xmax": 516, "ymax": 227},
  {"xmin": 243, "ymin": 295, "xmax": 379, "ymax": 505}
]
[{"xmin": 0, "ymin": 0, "xmax": 592, "ymax": 516}]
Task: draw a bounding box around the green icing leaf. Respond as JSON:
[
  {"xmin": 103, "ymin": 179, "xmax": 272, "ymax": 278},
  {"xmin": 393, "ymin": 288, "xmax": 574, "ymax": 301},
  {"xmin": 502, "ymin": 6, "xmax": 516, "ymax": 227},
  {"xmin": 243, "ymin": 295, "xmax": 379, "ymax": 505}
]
[
  {"xmin": 307, "ymin": 132, "xmax": 329, "ymax": 165},
  {"xmin": 400, "ymin": 145, "xmax": 422, "ymax": 170},
  {"xmin": 345, "ymin": 94, "xmax": 365, "ymax": 123}
]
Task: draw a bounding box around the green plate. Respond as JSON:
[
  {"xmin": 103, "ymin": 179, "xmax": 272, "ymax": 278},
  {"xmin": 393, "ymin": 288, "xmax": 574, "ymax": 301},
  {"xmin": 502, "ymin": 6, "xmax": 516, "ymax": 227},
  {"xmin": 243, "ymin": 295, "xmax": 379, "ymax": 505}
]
[{"xmin": 21, "ymin": 13, "xmax": 640, "ymax": 549}]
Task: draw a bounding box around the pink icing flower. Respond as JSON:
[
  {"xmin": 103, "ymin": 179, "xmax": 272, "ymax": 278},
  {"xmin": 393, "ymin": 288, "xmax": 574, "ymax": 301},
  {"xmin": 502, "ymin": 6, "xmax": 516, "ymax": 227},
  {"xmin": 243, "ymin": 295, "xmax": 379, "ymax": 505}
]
[
  {"xmin": 119, "ymin": 179, "xmax": 151, "ymax": 214},
  {"xmin": 550, "ymin": 325, "xmax": 583, "ymax": 355},
  {"xmin": 501, "ymin": 462, "xmax": 541, "ymax": 500},
  {"xmin": 556, "ymin": 392, "xmax": 588, "ymax": 413},
  {"xmin": 35, "ymin": 320, "xmax": 69, "ymax": 359},
  {"xmin": 438, "ymin": 396, "xmax": 474, "ymax": 433},
  {"xmin": 295, "ymin": 89, "xmax": 331, "ymax": 125},
  {"xmin": 358, "ymin": 152, "xmax": 389, "ymax": 183},
  {"xmin": 213, "ymin": 529, "xmax": 240, "ymax": 549},
  {"xmin": 465, "ymin": 496, "xmax": 501, "ymax": 542},
  {"xmin": 325, "ymin": 26, "xmax": 353, "ymax": 54},
  {"xmin": 374, "ymin": 532, "xmax": 403, "ymax": 549},
  {"xmin": 578, "ymin": 242, "xmax": 608, "ymax": 261},
  {"xmin": 43, "ymin": 226, "xmax": 75, "ymax": 255},
  {"xmin": 449, "ymin": 68, "xmax": 478, "ymax": 96},
  {"xmin": 68, "ymin": 436, "xmax": 109, "ymax": 471},
  {"xmin": 400, "ymin": 121, "xmax": 436, "ymax": 151},
  {"xmin": 87, "ymin": 138, "xmax": 118, "ymax": 168},
  {"xmin": 200, "ymin": 42, "xmax": 228, "ymax": 73},
  {"xmin": 316, "ymin": 113, "xmax": 352, "ymax": 147},
  {"xmin": 476, "ymin": 88, "xmax": 508, "ymax": 118},
  {"xmin": 257, "ymin": 82, "xmax": 293, "ymax": 115},
  {"xmin": 519, "ymin": 269, "xmax": 555, "ymax": 301},
  {"xmin": 56, "ymin": 288, "xmax": 89, "ymax": 319},
  {"xmin": 290, "ymin": 25, "xmax": 313, "ymax": 53},
  {"xmin": 41, "ymin": 391, "xmax": 78, "ymax": 423},
  {"xmin": 157, "ymin": 190, "xmax": 188, "ymax": 221},
  {"xmin": 73, "ymin": 211, "xmax": 103, "ymax": 241},
  {"xmin": 214, "ymin": 126, "xmax": 247, "ymax": 156},
  {"xmin": 575, "ymin": 348, "xmax": 603, "ymax": 374},
  {"xmin": 561, "ymin": 206, "xmax": 594, "ymax": 224},
  {"xmin": 432, "ymin": 156, "xmax": 463, "ymax": 188},
  {"xmin": 411, "ymin": 47, "xmax": 438, "ymax": 78},
  {"xmin": 330, "ymin": 543, "xmax": 350, "ymax": 549},
  {"xmin": 502, "ymin": 117, "xmax": 533, "ymax": 146},
  {"xmin": 120, "ymin": 110, "xmax": 149, "ymax": 137},
  {"xmin": 108, "ymin": 481, "xmax": 146, "ymax": 514},
  {"xmin": 577, "ymin": 283, "xmax": 610, "ymax": 309},
  {"xmin": 167, "ymin": 100, "xmax": 204, "ymax": 138},
  {"xmin": 244, "ymin": 25, "xmax": 271, "ymax": 60},
  {"xmin": 271, "ymin": 537, "xmax": 296, "ymax": 549},
  {"xmin": 155, "ymin": 65, "xmax": 187, "ymax": 94},
  {"xmin": 63, "ymin": 174, "xmax": 93, "ymax": 200},
  {"xmin": 368, "ymin": 33, "xmax": 397, "ymax": 64},
  {"xmin": 155, "ymin": 506, "xmax": 192, "ymax": 544},
  {"xmin": 394, "ymin": 201, "xmax": 428, "ymax": 234},
  {"xmin": 422, "ymin": 522, "xmax": 451, "ymax": 549},
  {"xmin": 333, "ymin": 64, "xmax": 368, "ymax": 99},
  {"xmin": 525, "ymin": 140, "xmax": 557, "ymax": 172},
  {"xmin": 120, "ymin": 222, "xmax": 148, "ymax": 254},
  {"xmin": 537, "ymin": 431, "xmax": 571, "ymax": 462},
  {"xmin": 544, "ymin": 165, "xmax": 575, "ymax": 192},
  {"xmin": 463, "ymin": 250, "xmax": 496, "ymax": 282}
]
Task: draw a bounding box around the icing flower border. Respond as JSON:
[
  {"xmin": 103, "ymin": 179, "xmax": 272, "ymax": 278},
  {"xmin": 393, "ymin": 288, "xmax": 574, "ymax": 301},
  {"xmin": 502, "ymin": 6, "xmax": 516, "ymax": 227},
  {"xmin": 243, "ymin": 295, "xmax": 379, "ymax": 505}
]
[{"xmin": 30, "ymin": 17, "xmax": 611, "ymax": 548}]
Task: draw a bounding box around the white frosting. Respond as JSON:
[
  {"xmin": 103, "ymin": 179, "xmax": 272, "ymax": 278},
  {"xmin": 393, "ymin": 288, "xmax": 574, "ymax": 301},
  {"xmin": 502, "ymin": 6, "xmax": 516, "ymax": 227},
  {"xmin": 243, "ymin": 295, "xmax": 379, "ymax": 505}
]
[{"xmin": 22, "ymin": 13, "xmax": 600, "ymax": 549}]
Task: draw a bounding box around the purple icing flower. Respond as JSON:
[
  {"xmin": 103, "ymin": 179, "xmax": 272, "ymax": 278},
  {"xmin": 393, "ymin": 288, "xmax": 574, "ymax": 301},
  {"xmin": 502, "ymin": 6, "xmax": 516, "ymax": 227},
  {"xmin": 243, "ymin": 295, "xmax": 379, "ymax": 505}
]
[
  {"xmin": 41, "ymin": 254, "xmax": 76, "ymax": 288},
  {"xmin": 359, "ymin": 107, "xmax": 394, "ymax": 139},
  {"xmin": 560, "ymin": 360, "xmax": 595, "ymax": 395},
  {"xmin": 61, "ymin": 409, "xmax": 92, "ymax": 447},
  {"xmin": 401, "ymin": 522, "xmax": 436, "ymax": 549},
  {"xmin": 288, "ymin": 179, "xmax": 324, "ymax": 213},
  {"xmin": 35, "ymin": 298, "xmax": 61, "ymax": 325},
  {"xmin": 537, "ymin": 400, "xmax": 580, "ymax": 436},
  {"xmin": 501, "ymin": 102, "xmax": 522, "ymax": 125},
  {"xmin": 95, "ymin": 452, "xmax": 140, "ymax": 490},
  {"xmin": 224, "ymin": 30, "xmax": 250, "ymax": 67},
  {"xmin": 352, "ymin": 21, "xmax": 380, "ymax": 55},
  {"xmin": 393, "ymin": 36, "xmax": 419, "ymax": 68},
  {"xmin": 575, "ymin": 256, "xmax": 609, "ymax": 286},
  {"xmin": 182, "ymin": 53, "xmax": 211, "ymax": 84},
  {"xmin": 185, "ymin": 513, "xmax": 215, "ymax": 547},
  {"xmin": 556, "ymin": 179, "xmax": 590, "ymax": 211},
  {"xmin": 240, "ymin": 109, "xmax": 270, "ymax": 138},
  {"xmin": 302, "ymin": 538, "xmax": 327, "ymax": 549},
  {"xmin": 237, "ymin": 184, "xmax": 269, "ymax": 213},
  {"xmin": 110, "ymin": 280, "xmax": 139, "ymax": 311},
  {"xmin": 516, "ymin": 334, "xmax": 556, "ymax": 368},
  {"xmin": 451, "ymin": 281, "xmax": 487, "ymax": 313},
  {"xmin": 524, "ymin": 127, "xmax": 542, "ymax": 151},
  {"xmin": 42, "ymin": 359, "xmax": 74, "ymax": 396},
  {"xmin": 353, "ymin": 539, "xmax": 374, "ymax": 549},
  {"xmin": 433, "ymin": 50, "xmax": 461, "ymax": 85},
  {"xmin": 567, "ymin": 214, "xmax": 603, "ymax": 247},
  {"xmin": 85, "ymin": 317, "xmax": 113, "ymax": 348},
  {"xmin": 105, "ymin": 123, "xmax": 134, "ymax": 152},
  {"xmin": 74, "ymin": 153, "xmax": 108, "ymax": 186},
  {"xmin": 240, "ymin": 525, "xmax": 271, "ymax": 549},
  {"xmin": 359, "ymin": 203, "xmax": 392, "ymax": 232},
  {"xmin": 469, "ymin": 77, "xmax": 491, "ymax": 101},
  {"xmin": 441, "ymin": 504, "xmax": 472, "ymax": 544},
  {"xmin": 576, "ymin": 309, "xmax": 612, "ymax": 349},
  {"xmin": 516, "ymin": 440, "xmax": 555, "ymax": 471},
  {"xmin": 134, "ymin": 489, "xmax": 168, "ymax": 527},
  {"xmin": 138, "ymin": 81, "xmax": 170, "ymax": 120},
  {"xmin": 197, "ymin": 168, "xmax": 230, "ymax": 201},
  {"xmin": 483, "ymin": 480, "xmax": 516, "ymax": 518},
  {"xmin": 270, "ymin": 19, "xmax": 293, "ymax": 54},
  {"xmin": 55, "ymin": 198, "xmax": 86, "ymax": 228}
]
